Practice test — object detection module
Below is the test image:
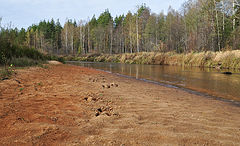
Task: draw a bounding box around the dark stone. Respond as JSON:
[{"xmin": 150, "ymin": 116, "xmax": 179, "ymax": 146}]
[
  {"xmin": 95, "ymin": 112, "xmax": 100, "ymax": 117},
  {"xmin": 105, "ymin": 112, "xmax": 111, "ymax": 116},
  {"xmin": 1, "ymin": 77, "xmax": 9, "ymax": 81},
  {"xmin": 97, "ymin": 108, "xmax": 102, "ymax": 113},
  {"xmin": 222, "ymin": 72, "xmax": 232, "ymax": 75},
  {"xmin": 15, "ymin": 79, "xmax": 21, "ymax": 84}
]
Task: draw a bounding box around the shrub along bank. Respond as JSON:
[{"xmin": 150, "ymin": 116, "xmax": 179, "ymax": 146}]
[{"xmin": 0, "ymin": 41, "xmax": 65, "ymax": 80}]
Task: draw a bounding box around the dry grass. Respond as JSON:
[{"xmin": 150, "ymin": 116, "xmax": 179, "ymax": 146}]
[{"xmin": 75, "ymin": 50, "xmax": 240, "ymax": 69}]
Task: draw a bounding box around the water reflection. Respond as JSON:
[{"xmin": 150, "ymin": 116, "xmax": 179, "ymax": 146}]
[{"xmin": 68, "ymin": 61, "xmax": 240, "ymax": 101}]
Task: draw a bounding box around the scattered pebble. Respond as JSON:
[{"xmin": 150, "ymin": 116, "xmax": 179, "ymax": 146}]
[
  {"xmin": 87, "ymin": 97, "xmax": 93, "ymax": 102},
  {"xmin": 102, "ymin": 83, "xmax": 118, "ymax": 89}
]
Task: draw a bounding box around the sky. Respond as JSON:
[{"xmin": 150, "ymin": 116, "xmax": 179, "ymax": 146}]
[{"xmin": 0, "ymin": 0, "xmax": 186, "ymax": 29}]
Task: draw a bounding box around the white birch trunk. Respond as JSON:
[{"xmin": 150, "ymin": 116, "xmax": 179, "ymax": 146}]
[
  {"xmin": 214, "ymin": 0, "xmax": 221, "ymax": 51},
  {"xmin": 136, "ymin": 16, "xmax": 139, "ymax": 53}
]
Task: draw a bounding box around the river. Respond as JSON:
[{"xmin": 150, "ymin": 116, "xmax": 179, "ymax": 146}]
[{"xmin": 68, "ymin": 61, "xmax": 240, "ymax": 102}]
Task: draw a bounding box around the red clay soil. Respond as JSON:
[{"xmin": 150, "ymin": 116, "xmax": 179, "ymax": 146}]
[{"xmin": 0, "ymin": 64, "xmax": 240, "ymax": 145}]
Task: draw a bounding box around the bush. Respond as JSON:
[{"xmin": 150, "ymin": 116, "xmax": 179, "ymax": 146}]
[
  {"xmin": 9, "ymin": 57, "xmax": 43, "ymax": 67},
  {"xmin": 57, "ymin": 57, "xmax": 65, "ymax": 64},
  {"xmin": 0, "ymin": 69, "xmax": 12, "ymax": 79},
  {"xmin": 0, "ymin": 40, "xmax": 46, "ymax": 66},
  {"xmin": 0, "ymin": 64, "xmax": 15, "ymax": 79}
]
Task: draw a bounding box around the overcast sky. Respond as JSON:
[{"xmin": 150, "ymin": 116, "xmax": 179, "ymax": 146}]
[{"xmin": 0, "ymin": 0, "xmax": 186, "ymax": 29}]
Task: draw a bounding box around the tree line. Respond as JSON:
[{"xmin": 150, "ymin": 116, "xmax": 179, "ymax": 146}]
[{"xmin": 1, "ymin": 0, "xmax": 240, "ymax": 56}]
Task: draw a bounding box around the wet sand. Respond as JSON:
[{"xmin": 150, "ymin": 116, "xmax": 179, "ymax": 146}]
[{"xmin": 0, "ymin": 64, "xmax": 240, "ymax": 145}]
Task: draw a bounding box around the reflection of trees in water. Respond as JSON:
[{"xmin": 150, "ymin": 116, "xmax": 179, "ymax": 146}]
[
  {"xmin": 73, "ymin": 62, "xmax": 240, "ymax": 101},
  {"xmin": 136, "ymin": 65, "xmax": 139, "ymax": 79}
]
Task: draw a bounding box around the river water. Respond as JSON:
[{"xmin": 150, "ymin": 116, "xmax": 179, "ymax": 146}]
[{"xmin": 68, "ymin": 61, "xmax": 240, "ymax": 102}]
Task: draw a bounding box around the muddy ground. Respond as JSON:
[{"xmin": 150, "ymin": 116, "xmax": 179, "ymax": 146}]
[{"xmin": 0, "ymin": 64, "xmax": 240, "ymax": 145}]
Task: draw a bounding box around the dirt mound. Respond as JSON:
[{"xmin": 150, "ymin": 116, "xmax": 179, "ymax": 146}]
[{"xmin": 48, "ymin": 61, "xmax": 62, "ymax": 65}]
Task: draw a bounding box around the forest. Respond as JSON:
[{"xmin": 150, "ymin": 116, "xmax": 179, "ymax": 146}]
[{"xmin": 1, "ymin": 0, "xmax": 240, "ymax": 57}]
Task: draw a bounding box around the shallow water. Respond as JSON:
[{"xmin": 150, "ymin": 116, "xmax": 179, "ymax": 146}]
[{"xmin": 68, "ymin": 61, "xmax": 240, "ymax": 101}]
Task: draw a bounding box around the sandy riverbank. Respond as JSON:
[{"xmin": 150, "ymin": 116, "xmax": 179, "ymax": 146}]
[{"xmin": 0, "ymin": 64, "xmax": 240, "ymax": 145}]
